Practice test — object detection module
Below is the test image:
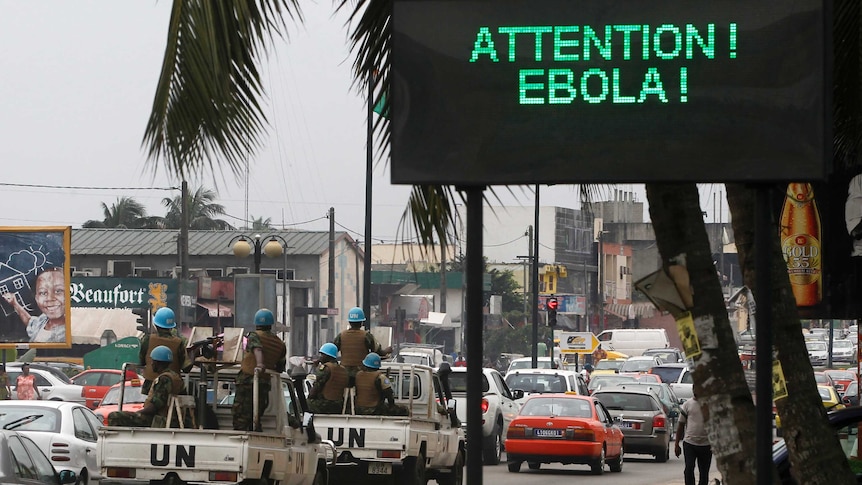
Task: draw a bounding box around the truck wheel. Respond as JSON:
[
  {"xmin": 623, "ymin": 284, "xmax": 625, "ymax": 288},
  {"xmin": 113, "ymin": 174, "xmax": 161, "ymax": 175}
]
[
  {"xmin": 401, "ymin": 453, "xmax": 427, "ymax": 485},
  {"xmin": 437, "ymin": 450, "xmax": 464, "ymax": 485},
  {"xmin": 482, "ymin": 421, "xmax": 502, "ymax": 465}
]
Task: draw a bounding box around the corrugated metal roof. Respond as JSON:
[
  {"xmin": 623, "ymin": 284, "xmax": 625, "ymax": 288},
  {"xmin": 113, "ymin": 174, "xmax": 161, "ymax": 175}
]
[{"xmin": 72, "ymin": 229, "xmax": 355, "ymax": 257}]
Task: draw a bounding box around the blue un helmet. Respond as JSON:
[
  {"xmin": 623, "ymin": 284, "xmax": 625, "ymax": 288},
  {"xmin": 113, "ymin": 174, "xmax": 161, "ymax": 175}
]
[
  {"xmin": 362, "ymin": 352, "xmax": 382, "ymax": 370},
  {"xmin": 319, "ymin": 343, "xmax": 338, "ymax": 359},
  {"xmin": 153, "ymin": 307, "xmax": 176, "ymax": 329},
  {"xmin": 347, "ymin": 307, "xmax": 366, "ymax": 324},
  {"xmin": 150, "ymin": 345, "xmax": 174, "ymax": 363},
  {"xmin": 254, "ymin": 308, "xmax": 275, "ymax": 326}
]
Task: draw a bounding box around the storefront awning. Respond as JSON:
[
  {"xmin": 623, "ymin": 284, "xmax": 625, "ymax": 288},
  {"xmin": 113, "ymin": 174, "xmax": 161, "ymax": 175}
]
[
  {"xmin": 419, "ymin": 312, "xmax": 457, "ymax": 328},
  {"xmin": 605, "ymin": 303, "xmax": 656, "ymax": 320},
  {"xmin": 197, "ymin": 300, "xmax": 233, "ymax": 318}
]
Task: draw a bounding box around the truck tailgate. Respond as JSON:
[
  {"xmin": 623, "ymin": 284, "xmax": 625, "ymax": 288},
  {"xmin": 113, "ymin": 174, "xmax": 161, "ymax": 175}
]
[{"xmin": 314, "ymin": 415, "xmax": 413, "ymax": 460}]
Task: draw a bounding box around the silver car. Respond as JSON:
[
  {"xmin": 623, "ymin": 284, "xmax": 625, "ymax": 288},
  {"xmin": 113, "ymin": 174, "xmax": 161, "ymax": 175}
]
[{"xmin": 592, "ymin": 388, "xmax": 672, "ymax": 462}]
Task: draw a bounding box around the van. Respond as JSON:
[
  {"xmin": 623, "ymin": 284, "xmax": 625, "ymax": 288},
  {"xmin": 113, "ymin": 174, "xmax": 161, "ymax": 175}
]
[{"xmin": 596, "ymin": 328, "xmax": 670, "ymax": 357}]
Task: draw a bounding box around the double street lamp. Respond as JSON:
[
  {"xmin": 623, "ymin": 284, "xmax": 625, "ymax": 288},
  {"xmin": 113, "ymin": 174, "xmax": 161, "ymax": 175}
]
[{"xmin": 230, "ymin": 234, "xmax": 287, "ymax": 273}]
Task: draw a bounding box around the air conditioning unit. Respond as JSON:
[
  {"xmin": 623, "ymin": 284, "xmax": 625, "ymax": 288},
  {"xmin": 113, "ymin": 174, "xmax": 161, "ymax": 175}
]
[{"xmin": 107, "ymin": 260, "xmax": 134, "ymax": 277}]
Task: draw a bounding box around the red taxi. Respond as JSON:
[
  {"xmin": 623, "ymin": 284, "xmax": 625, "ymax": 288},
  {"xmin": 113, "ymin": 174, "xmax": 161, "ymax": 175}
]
[
  {"xmin": 92, "ymin": 380, "xmax": 146, "ymax": 425},
  {"xmin": 823, "ymin": 369, "xmax": 856, "ymax": 396},
  {"xmin": 505, "ymin": 394, "xmax": 624, "ymax": 475},
  {"xmin": 71, "ymin": 368, "xmax": 140, "ymax": 410}
]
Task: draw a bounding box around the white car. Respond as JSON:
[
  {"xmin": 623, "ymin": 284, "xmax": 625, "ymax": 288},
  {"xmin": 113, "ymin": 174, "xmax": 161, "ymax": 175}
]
[
  {"xmin": 0, "ymin": 400, "xmax": 103, "ymax": 484},
  {"xmin": 832, "ymin": 339, "xmax": 857, "ymax": 364},
  {"xmin": 7, "ymin": 363, "xmax": 85, "ymax": 403},
  {"xmin": 505, "ymin": 357, "xmax": 564, "ymax": 377},
  {"xmin": 618, "ymin": 355, "xmax": 664, "ymax": 373},
  {"xmin": 504, "ymin": 368, "xmax": 589, "ymax": 407},
  {"xmin": 806, "ymin": 340, "xmax": 829, "ymax": 367}
]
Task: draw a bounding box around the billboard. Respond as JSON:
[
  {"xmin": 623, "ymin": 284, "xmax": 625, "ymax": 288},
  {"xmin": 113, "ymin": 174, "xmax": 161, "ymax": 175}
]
[
  {"xmin": 391, "ymin": 0, "xmax": 829, "ymax": 184},
  {"xmin": 782, "ymin": 167, "xmax": 862, "ymax": 319},
  {"xmin": 0, "ymin": 227, "xmax": 71, "ymax": 348}
]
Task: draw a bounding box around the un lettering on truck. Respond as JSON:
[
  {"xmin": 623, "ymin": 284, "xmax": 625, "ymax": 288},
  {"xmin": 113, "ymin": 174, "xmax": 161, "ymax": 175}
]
[{"xmin": 597, "ymin": 329, "xmax": 669, "ymax": 357}]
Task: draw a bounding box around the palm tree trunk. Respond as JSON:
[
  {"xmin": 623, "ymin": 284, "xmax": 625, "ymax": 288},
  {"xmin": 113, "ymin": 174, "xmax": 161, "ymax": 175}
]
[
  {"xmin": 646, "ymin": 183, "xmax": 756, "ymax": 483},
  {"xmin": 727, "ymin": 183, "xmax": 855, "ymax": 484}
]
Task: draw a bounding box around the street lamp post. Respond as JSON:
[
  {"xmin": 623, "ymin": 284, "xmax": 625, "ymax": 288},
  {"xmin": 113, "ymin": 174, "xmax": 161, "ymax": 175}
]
[{"xmin": 230, "ymin": 234, "xmax": 290, "ymax": 343}]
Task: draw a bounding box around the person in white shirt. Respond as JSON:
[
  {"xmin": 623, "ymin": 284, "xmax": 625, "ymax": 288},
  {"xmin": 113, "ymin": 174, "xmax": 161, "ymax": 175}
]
[{"xmin": 674, "ymin": 393, "xmax": 711, "ymax": 485}]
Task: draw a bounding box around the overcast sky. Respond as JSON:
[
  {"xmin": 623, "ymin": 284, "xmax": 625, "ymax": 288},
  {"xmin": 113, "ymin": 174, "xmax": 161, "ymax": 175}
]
[{"xmin": 0, "ymin": 2, "xmax": 728, "ymax": 244}]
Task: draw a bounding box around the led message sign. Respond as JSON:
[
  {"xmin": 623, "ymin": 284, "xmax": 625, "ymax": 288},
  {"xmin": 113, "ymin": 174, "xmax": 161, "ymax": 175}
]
[{"xmin": 391, "ymin": 0, "xmax": 829, "ymax": 185}]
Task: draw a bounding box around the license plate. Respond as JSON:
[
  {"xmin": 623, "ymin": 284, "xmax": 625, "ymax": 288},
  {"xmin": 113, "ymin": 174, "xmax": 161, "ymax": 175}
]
[
  {"xmin": 368, "ymin": 462, "xmax": 392, "ymax": 475},
  {"xmin": 621, "ymin": 421, "xmax": 641, "ymax": 430},
  {"xmin": 534, "ymin": 428, "xmax": 563, "ymax": 438}
]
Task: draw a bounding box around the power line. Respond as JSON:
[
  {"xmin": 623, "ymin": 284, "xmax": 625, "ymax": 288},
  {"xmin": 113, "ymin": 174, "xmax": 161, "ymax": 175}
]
[{"xmin": 0, "ymin": 182, "xmax": 177, "ymax": 191}]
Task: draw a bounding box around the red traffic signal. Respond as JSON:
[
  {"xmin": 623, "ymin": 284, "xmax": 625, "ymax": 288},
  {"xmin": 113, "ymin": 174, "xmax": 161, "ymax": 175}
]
[{"xmin": 547, "ymin": 298, "xmax": 559, "ymax": 311}]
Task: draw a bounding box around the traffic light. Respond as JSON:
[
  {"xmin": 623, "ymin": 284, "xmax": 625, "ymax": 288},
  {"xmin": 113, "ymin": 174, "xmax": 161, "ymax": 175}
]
[
  {"xmin": 132, "ymin": 307, "xmax": 149, "ymax": 332},
  {"xmin": 547, "ymin": 297, "xmax": 559, "ymax": 327}
]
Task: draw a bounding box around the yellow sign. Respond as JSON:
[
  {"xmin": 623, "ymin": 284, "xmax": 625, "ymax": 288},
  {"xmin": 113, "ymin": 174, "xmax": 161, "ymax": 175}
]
[
  {"xmin": 676, "ymin": 312, "xmax": 701, "ymax": 359},
  {"xmin": 773, "ymin": 360, "xmax": 788, "ymax": 401},
  {"xmin": 558, "ymin": 332, "xmax": 600, "ymax": 354}
]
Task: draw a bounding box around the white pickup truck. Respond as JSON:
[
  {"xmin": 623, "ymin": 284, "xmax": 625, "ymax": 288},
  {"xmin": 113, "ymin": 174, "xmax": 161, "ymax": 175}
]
[
  {"xmin": 313, "ymin": 362, "xmax": 465, "ymax": 485},
  {"xmin": 447, "ymin": 366, "xmax": 521, "ymax": 465},
  {"xmin": 97, "ymin": 365, "xmax": 335, "ymax": 485}
]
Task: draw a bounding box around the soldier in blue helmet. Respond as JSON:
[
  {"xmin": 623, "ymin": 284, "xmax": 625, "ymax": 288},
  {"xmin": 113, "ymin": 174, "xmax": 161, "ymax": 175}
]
[
  {"xmin": 139, "ymin": 307, "xmax": 191, "ymax": 394},
  {"xmin": 233, "ymin": 308, "xmax": 287, "ymax": 431},
  {"xmin": 307, "ymin": 343, "xmax": 348, "ymax": 414},
  {"xmin": 109, "ymin": 346, "xmax": 184, "ymax": 427},
  {"xmin": 333, "ymin": 307, "xmax": 391, "ymax": 376},
  {"xmin": 354, "ymin": 353, "xmax": 407, "ymax": 416}
]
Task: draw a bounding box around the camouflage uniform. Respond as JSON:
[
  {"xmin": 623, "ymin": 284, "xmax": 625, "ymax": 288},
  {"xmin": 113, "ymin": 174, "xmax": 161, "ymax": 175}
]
[
  {"xmin": 140, "ymin": 328, "xmax": 190, "ymax": 394},
  {"xmin": 233, "ymin": 328, "xmax": 287, "ymax": 431},
  {"xmin": 108, "ymin": 369, "xmax": 183, "ymax": 427},
  {"xmin": 334, "ymin": 328, "xmax": 388, "ymax": 376},
  {"xmin": 308, "ymin": 361, "xmax": 348, "ymax": 414},
  {"xmin": 354, "ymin": 370, "xmax": 408, "ymax": 416}
]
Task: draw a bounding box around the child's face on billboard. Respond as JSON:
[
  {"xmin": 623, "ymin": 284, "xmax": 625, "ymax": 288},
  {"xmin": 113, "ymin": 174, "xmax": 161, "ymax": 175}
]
[{"xmin": 35, "ymin": 271, "xmax": 65, "ymax": 319}]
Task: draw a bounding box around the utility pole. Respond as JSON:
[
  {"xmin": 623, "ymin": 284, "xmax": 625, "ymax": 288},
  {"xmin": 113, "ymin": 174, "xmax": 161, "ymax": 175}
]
[
  {"xmin": 179, "ymin": 180, "xmax": 189, "ymax": 328},
  {"xmin": 532, "ymin": 187, "xmax": 540, "ymax": 369},
  {"xmin": 440, "ymin": 241, "xmax": 447, "ymax": 313},
  {"xmin": 329, "ymin": 208, "xmax": 336, "ymax": 335}
]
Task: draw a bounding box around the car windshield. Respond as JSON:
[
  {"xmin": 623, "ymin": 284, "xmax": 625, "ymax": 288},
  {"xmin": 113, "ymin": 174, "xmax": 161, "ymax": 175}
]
[
  {"xmin": 644, "ymin": 351, "xmax": 678, "ymax": 362},
  {"xmin": 807, "ymin": 342, "xmax": 828, "ymax": 351},
  {"xmin": 588, "ymin": 375, "xmax": 637, "ymax": 392},
  {"xmin": 818, "ymin": 387, "xmax": 833, "ymax": 401},
  {"xmin": 398, "ymin": 355, "xmax": 430, "ymax": 366},
  {"xmin": 643, "ymin": 366, "xmax": 684, "ymax": 384},
  {"xmin": 594, "ymin": 392, "xmax": 658, "ymax": 412},
  {"xmin": 505, "ymin": 373, "xmax": 567, "ymax": 393},
  {"xmin": 509, "ymin": 360, "xmax": 553, "ymax": 372},
  {"xmin": 520, "ymin": 397, "xmax": 593, "ymax": 418},
  {"xmin": 834, "ymin": 341, "xmax": 853, "ymax": 349},
  {"xmin": 595, "ymin": 360, "xmax": 624, "ymax": 371},
  {"xmin": 101, "ymin": 385, "xmax": 146, "ymax": 405},
  {"xmin": 620, "ymin": 359, "xmax": 656, "ymax": 373},
  {"xmin": 827, "ymin": 371, "xmax": 856, "ymax": 380},
  {"xmin": 0, "ymin": 407, "xmax": 61, "ymax": 432},
  {"xmin": 447, "ymin": 372, "xmax": 489, "ymax": 393}
]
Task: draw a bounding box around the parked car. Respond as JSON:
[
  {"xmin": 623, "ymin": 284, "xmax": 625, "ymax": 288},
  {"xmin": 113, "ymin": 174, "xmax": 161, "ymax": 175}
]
[
  {"xmin": 774, "ymin": 406, "xmax": 862, "ymax": 483},
  {"xmin": 71, "ymin": 368, "xmax": 141, "ymax": 410},
  {"xmin": 618, "ymin": 356, "xmax": 664, "ymax": 374},
  {"xmin": 0, "ymin": 429, "xmax": 77, "ymax": 484},
  {"xmin": 504, "ymin": 369, "xmax": 589, "ymax": 406},
  {"xmin": 806, "ymin": 341, "xmax": 829, "ymax": 367},
  {"xmin": 92, "ymin": 380, "xmax": 147, "ymax": 425},
  {"xmin": 6, "ymin": 363, "xmax": 85, "ymax": 403},
  {"xmin": 814, "ymin": 371, "xmax": 839, "ymax": 395},
  {"xmin": 505, "ymin": 394, "xmax": 624, "ymax": 475},
  {"xmin": 832, "ymin": 339, "xmax": 857, "ymax": 364},
  {"xmin": 593, "ymin": 387, "xmax": 672, "ymax": 462},
  {"xmin": 823, "ymin": 369, "xmax": 856, "ymax": 396},
  {"xmin": 642, "ymin": 348, "xmax": 685, "ymax": 364},
  {"xmin": 0, "ymin": 400, "xmax": 102, "ymax": 484}
]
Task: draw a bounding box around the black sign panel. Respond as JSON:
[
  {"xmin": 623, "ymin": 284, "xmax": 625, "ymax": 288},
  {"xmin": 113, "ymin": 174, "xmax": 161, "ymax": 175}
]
[{"xmin": 391, "ymin": 0, "xmax": 830, "ymax": 185}]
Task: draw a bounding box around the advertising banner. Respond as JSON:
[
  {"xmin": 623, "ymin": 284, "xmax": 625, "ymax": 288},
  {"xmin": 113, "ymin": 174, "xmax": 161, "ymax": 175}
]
[
  {"xmin": 538, "ymin": 294, "xmax": 586, "ymax": 315},
  {"xmin": 69, "ymin": 277, "xmax": 177, "ymax": 312},
  {"xmin": 0, "ymin": 227, "xmax": 71, "ymax": 348}
]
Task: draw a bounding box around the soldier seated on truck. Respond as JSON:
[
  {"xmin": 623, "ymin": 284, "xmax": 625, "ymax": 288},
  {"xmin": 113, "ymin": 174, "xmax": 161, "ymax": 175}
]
[
  {"xmin": 308, "ymin": 343, "xmax": 347, "ymax": 414},
  {"xmin": 354, "ymin": 353, "xmax": 408, "ymax": 416},
  {"xmin": 109, "ymin": 345, "xmax": 185, "ymax": 428}
]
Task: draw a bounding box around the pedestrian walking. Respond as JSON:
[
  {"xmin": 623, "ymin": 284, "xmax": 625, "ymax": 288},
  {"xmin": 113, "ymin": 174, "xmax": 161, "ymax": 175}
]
[
  {"xmin": 15, "ymin": 363, "xmax": 41, "ymax": 400},
  {"xmin": 675, "ymin": 392, "xmax": 712, "ymax": 485}
]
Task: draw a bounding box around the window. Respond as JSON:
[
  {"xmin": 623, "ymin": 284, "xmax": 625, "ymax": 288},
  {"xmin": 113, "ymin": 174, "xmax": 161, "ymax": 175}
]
[
  {"xmin": 73, "ymin": 408, "xmax": 98, "ymax": 441},
  {"xmin": 260, "ymin": 268, "xmax": 295, "ymax": 280},
  {"xmin": 8, "ymin": 435, "xmax": 38, "ymax": 480},
  {"xmin": 205, "ymin": 268, "xmax": 224, "ymax": 277}
]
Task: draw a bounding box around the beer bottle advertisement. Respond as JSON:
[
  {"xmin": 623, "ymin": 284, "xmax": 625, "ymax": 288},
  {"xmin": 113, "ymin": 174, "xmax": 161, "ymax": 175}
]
[{"xmin": 779, "ymin": 183, "xmax": 822, "ymax": 307}]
